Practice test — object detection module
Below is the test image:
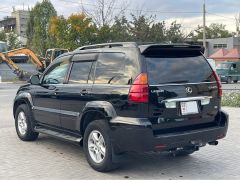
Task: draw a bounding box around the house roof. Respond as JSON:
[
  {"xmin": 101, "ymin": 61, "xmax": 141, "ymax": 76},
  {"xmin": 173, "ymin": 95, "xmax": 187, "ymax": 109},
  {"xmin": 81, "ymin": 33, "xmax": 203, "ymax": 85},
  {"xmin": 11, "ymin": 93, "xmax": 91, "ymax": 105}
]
[
  {"xmin": 209, "ymin": 48, "xmax": 229, "ymax": 59},
  {"xmin": 224, "ymin": 48, "xmax": 240, "ymax": 59},
  {"xmin": 209, "ymin": 48, "xmax": 240, "ymax": 60}
]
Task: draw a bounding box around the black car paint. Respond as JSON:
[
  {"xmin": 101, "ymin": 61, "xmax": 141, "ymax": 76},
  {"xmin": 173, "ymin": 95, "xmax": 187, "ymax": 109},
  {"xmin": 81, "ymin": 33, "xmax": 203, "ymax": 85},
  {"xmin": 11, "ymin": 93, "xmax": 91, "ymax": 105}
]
[{"xmin": 13, "ymin": 44, "xmax": 229, "ymax": 153}]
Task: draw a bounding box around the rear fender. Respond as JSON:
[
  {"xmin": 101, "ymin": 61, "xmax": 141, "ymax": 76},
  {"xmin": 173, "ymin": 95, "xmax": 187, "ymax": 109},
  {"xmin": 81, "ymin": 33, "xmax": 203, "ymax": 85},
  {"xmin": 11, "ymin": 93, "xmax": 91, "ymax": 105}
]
[{"xmin": 78, "ymin": 101, "xmax": 117, "ymax": 133}]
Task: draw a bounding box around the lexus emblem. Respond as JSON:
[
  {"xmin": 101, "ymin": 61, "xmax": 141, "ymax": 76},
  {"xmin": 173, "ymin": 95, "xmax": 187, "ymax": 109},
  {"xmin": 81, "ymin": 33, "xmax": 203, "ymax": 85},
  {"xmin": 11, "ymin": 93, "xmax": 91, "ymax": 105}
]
[{"xmin": 186, "ymin": 87, "xmax": 193, "ymax": 94}]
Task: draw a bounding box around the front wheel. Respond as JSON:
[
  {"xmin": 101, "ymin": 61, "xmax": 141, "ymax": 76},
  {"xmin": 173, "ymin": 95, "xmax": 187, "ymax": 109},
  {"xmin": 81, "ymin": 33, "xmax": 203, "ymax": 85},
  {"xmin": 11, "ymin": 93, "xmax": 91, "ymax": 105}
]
[
  {"xmin": 233, "ymin": 80, "xmax": 238, "ymax": 83},
  {"xmin": 83, "ymin": 120, "xmax": 118, "ymax": 172},
  {"xmin": 15, "ymin": 104, "xmax": 39, "ymax": 141}
]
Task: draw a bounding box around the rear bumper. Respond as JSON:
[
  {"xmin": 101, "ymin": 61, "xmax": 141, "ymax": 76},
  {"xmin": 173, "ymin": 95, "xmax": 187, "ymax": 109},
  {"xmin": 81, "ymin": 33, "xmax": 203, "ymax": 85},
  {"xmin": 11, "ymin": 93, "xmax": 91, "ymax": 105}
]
[{"xmin": 110, "ymin": 110, "xmax": 229, "ymax": 153}]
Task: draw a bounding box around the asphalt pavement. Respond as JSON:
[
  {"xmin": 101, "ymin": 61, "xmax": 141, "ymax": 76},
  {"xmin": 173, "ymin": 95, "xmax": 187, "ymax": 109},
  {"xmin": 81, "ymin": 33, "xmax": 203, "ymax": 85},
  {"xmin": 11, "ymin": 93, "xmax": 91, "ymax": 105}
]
[{"xmin": 0, "ymin": 83, "xmax": 240, "ymax": 179}]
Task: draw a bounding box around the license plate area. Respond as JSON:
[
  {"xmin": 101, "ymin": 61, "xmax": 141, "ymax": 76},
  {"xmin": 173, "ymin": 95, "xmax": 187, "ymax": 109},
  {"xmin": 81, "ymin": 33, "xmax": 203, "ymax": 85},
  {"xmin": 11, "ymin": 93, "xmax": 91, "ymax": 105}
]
[{"xmin": 180, "ymin": 101, "xmax": 199, "ymax": 115}]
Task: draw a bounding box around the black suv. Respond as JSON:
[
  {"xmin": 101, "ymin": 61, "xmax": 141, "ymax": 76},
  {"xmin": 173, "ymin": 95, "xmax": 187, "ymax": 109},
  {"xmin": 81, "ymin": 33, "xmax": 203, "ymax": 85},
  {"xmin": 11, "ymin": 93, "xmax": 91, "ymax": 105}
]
[{"xmin": 13, "ymin": 42, "xmax": 228, "ymax": 172}]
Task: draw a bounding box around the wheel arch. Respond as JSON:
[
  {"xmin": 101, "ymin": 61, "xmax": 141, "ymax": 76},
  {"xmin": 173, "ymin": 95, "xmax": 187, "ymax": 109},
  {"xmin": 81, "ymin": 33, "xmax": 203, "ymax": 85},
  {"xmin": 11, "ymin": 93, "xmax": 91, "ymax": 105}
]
[
  {"xmin": 13, "ymin": 92, "xmax": 33, "ymax": 118},
  {"xmin": 79, "ymin": 101, "xmax": 117, "ymax": 135}
]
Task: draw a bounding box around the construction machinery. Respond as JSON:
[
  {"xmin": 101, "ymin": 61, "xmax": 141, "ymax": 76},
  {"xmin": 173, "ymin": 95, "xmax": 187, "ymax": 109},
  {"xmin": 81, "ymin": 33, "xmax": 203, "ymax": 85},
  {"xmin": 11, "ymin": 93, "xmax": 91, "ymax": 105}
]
[{"xmin": 0, "ymin": 47, "xmax": 68, "ymax": 80}]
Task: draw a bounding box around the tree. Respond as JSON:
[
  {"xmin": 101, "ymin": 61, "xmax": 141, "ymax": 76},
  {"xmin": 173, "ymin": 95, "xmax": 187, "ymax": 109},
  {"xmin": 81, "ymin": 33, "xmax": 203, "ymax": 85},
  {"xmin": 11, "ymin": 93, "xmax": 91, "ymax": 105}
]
[
  {"xmin": 49, "ymin": 13, "xmax": 97, "ymax": 50},
  {"xmin": 6, "ymin": 32, "xmax": 21, "ymax": 50},
  {"xmin": 165, "ymin": 21, "xmax": 184, "ymax": 43},
  {"xmin": 0, "ymin": 31, "xmax": 6, "ymax": 41},
  {"xmin": 111, "ymin": 16, "xmax": 130, "ymax": 42},
  {"xmin": 83, "ymin": 0, "xmax": 127, "ymax": 27},
  {"xmin": 128, "ymin": 14, "xmax": 155, "ymax": 42},
  {"xmin": 192, "ymin": 23, "xmax": 233, "ymax": 40},
  {"xmin": 149, "ymin": 21, "xmax": 166, "ymax": 42},
  {"xmin": 27, "ymin": 0, "xmax": 57, "ymax": 55}
]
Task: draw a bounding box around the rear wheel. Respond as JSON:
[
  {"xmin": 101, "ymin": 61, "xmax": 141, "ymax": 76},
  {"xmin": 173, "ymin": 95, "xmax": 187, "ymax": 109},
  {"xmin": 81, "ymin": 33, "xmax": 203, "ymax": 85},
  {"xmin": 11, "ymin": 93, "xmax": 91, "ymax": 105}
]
[
  {"xmin": 83, "ymin": 120, "xmax": 118, "ymax": 172},
  {"xmin": 227, "ymin": 77, "xmax": 232, "ymax": 84},
  {"xmin": 15, "ymin": 104, "xmax": 39, "ymax": 141}
]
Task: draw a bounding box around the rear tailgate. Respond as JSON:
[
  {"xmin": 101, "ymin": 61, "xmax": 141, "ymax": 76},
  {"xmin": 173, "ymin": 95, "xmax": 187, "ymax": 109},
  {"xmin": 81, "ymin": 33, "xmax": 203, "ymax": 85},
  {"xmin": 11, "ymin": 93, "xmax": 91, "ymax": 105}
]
[{"xmin": 143, "ymin": 45, "xmax": 220, "ymax": 134}]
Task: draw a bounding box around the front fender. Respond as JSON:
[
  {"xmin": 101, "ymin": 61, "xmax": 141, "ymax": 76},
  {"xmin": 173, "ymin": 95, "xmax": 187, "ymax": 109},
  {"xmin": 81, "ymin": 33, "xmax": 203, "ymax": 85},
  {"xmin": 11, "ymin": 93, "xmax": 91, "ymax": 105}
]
[{"xmin": 13, "ymin": 92, "xmax": 33, "ymax": 115}]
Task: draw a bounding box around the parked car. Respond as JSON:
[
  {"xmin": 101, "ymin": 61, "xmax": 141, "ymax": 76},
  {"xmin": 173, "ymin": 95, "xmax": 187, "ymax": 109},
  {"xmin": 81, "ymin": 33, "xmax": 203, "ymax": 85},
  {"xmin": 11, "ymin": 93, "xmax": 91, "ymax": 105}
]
[
  {"xmin": 13, "ymin": 42, "xmax": 229, "ymax": 172},
  {"xmin": 207, "ymin": 58, "xmax": 216, "ymax": 70},
  {"xmin": 216, "ymin": 62, "xmax": 240, "ymax": 83}
]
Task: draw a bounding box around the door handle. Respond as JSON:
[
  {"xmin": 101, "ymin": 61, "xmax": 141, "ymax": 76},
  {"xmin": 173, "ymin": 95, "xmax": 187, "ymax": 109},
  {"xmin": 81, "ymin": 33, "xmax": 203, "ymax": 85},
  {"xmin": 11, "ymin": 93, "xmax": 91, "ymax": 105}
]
[{"xmin": 80, "ymin": 89, "xmax": 89, "ymax": 96}]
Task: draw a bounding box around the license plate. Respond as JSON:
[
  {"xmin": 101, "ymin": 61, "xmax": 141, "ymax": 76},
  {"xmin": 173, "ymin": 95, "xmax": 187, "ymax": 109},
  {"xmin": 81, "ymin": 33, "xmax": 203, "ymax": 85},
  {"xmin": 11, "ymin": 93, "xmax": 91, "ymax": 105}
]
[{"xmin": 180, "ymin": 101, "xmax": 199, "ymax": 115}]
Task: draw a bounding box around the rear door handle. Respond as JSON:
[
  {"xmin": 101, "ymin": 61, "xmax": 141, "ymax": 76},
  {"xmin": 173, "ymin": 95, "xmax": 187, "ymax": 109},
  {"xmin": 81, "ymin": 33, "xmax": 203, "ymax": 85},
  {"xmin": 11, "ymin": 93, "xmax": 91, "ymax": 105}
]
[{"xmin": 80, "ymin": 89, "xmax": 89, "ymax": 95}]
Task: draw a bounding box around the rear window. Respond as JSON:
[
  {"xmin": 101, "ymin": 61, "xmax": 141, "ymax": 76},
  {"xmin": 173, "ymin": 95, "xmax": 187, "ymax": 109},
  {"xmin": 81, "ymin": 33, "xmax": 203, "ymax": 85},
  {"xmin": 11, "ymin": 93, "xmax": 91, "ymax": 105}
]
[{"xmin": 146, "ymin": 55, "xmax": 214, "ymax": 84}]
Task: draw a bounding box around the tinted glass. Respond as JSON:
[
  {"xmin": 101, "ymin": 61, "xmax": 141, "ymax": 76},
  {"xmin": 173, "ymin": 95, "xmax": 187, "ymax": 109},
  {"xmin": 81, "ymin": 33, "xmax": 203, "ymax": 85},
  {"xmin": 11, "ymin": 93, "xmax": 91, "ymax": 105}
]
[
  {"xmin": 94, "ymin": 53, "xmax": 131, "ymax": 85},
  {"xmin": 146, "ymin": 55, "xmax": 214, "ymax": 84},
  {"xmin": 68, "ymin": 61, "xmax": 93, "ymax": 84},
  {"xmin": 43, "ymin": 60, "xmax": 69, "ymax": 84}
]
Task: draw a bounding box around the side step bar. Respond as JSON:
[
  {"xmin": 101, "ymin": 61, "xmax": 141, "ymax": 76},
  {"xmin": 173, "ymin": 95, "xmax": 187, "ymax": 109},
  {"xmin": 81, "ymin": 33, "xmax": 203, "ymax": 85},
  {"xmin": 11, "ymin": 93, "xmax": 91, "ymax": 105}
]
[{"xmin": 34, "ymin": 126, "xmax": 82, "ymax": 143}]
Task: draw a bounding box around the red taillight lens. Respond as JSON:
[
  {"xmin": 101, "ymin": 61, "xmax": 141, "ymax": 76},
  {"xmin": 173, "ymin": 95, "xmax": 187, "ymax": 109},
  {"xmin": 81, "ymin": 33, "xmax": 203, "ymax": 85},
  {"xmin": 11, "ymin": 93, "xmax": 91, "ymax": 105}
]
[
  {"xmin": 213, "ymin": 70, "xmax": 222, "ymax": 97},
  {"xmin": 128, "ymin": 73, "xmax": 149, "ymax": 103}
]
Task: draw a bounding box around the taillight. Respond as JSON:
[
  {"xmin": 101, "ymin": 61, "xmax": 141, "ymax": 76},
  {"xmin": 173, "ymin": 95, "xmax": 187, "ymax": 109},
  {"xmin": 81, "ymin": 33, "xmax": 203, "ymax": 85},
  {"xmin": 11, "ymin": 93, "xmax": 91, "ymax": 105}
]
[
  {"xmin": 213, "ymin": 70, "xmax": 222, "ymax": 97},
  {"xmin": 128, "ymin": 73, "xmax": 149, "ymax": 103}
]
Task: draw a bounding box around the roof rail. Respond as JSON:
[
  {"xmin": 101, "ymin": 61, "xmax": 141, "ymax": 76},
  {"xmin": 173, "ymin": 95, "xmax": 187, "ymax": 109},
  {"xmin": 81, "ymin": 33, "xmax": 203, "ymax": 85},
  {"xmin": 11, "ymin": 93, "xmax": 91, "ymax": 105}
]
[{"xmin": 76, "ymin": 42, "xmax": 138, "ymax": 51}]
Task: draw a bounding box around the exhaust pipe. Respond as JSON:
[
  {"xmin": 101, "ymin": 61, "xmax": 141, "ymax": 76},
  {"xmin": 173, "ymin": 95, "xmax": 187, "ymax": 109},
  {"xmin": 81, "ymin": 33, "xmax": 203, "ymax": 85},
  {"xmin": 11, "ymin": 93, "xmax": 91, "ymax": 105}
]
[{"xmin": 208, "ymin": 141, "xmax": 218, "ymax": 146}]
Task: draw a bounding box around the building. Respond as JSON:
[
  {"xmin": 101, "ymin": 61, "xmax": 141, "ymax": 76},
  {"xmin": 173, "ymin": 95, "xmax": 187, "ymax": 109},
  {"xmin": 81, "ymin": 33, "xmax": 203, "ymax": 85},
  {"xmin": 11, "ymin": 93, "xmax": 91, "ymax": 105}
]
[
  {"xmin": 209, "ymin": 48, "xmax": 240, "ymax": 64},
  {"xmin": 205, "ymin": 37, "xmax": 240, "ymax": 57},
  {"xmin": 0, "ymin": 10, "xmax": 30, "ymax": 45}
]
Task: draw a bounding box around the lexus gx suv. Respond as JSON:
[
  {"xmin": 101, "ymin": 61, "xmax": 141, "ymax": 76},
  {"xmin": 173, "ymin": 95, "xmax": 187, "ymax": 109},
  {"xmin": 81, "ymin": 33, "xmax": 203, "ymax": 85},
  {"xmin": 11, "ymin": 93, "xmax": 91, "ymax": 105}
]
[{"xmin": 13, "ymin": 42, "xmax": 228, "ymax": 172}]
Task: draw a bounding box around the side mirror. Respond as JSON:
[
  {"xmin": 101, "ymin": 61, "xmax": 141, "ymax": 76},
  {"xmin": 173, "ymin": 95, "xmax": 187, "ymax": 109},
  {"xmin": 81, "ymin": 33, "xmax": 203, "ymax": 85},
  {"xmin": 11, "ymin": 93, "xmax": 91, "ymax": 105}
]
[{"xmin": 29, "ymin": 75, "xmax": 40, "ymax": 85}]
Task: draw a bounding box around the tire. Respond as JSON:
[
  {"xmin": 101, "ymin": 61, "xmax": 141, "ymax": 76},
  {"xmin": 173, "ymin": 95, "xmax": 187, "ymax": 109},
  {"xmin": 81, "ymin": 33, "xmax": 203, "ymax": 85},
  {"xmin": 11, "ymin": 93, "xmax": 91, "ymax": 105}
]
[
  {"xmin": 15, "ymin": 104, "xmax": 39, "ymax": 141},
  {"xmin": 227, "ymin": 77, "xmax": 232, "ymax": 84},
  {"xmin": 233, "ymin": 80, "xmax": 238, "ymax": 83},
  {"xmin": 83, "ymin": 120, "xmax": 118, "ymax": 172}
]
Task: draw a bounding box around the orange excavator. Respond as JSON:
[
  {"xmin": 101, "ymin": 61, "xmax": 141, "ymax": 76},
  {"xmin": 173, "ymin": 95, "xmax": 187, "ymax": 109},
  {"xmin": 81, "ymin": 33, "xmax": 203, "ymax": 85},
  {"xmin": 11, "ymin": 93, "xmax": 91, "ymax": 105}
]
[{"xmin": 0, "ymin": 47, "xmax": 68, "ymax": 80}]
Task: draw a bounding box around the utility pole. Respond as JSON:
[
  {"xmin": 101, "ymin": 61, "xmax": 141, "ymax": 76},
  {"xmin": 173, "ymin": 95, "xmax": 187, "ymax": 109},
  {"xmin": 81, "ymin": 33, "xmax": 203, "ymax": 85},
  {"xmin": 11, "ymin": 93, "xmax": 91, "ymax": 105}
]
[{"xmin": 203, "ymin": 0, "xmax": 207, "ymax": 56}]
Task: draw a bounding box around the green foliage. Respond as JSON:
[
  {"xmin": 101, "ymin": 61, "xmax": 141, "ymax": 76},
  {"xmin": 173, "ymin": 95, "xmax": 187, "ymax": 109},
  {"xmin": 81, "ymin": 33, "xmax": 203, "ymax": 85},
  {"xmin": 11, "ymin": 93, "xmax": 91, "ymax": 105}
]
[
  {"xmin": 0, "ymin": 31, "xmax": 6, "ymax": 41},
  {"xmin": 49, "ymin": 13, "xmax": 97, "ymax": 50},
  {"xmin": 192, "ymin": 23, "xmax": 233, "ymax": 40},
  {"xmin": 7, "ymin": 32, "xmax": 21, "ymax": 50},
  {"xmin": 222, "ymin": 92, "xmax": 240, "ymax": 107},
  {"xmin": 26, "ymin": 2, "xmax": 234, "ymax": 52},
  {"xmin": 27, "ymin": 0, "xmax": 57, "ymax": 56}
]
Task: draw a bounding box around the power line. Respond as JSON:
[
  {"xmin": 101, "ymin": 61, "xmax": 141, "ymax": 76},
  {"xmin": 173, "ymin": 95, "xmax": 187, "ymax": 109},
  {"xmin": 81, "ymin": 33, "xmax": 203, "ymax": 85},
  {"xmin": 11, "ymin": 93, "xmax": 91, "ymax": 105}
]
[
  {"xmin": 59, "ymin": 0, "xmax": 202, "ymax": 14},
  {"xmin": 206, "ymin": 12, "xmax": 236, "ymax": 21}
]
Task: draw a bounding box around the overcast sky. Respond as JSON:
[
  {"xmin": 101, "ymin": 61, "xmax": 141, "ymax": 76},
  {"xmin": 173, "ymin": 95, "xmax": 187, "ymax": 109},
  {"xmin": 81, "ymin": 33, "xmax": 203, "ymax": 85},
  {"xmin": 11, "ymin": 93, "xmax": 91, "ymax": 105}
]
[{"xmin": 0, "ymin": 0, "xmax": 239, "ymax": 33}]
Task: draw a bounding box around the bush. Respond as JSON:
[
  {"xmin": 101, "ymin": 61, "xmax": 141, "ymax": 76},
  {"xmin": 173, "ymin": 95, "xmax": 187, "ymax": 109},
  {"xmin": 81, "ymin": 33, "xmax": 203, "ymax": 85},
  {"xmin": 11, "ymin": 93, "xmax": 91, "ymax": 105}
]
[{"xmin": 222, "ymin": 92, "xmax": 240, "ymax": 107}]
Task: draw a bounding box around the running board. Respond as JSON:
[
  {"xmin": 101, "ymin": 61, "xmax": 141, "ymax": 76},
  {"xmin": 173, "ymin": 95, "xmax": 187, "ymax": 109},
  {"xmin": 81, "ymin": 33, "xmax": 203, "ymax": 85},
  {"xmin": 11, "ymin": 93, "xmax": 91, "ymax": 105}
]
[{"xmin": 34, "ymin": 127, "xmax": 82, "ymax": 143}]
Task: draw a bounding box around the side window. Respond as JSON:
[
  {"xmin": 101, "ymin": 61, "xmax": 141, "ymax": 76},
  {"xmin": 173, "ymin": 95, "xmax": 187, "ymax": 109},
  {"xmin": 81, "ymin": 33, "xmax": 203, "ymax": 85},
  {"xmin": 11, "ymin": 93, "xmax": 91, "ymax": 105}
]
[
  {"xmin": 94, "ymin": 53, "xmax": 131, "ymax": 85},
  {"xmin": 68, "ymin": 61, "xmax": 93, "ymax": 84},
  {"xmin": 42, "ymin": 60, "xmax": 70, "ymax": 84}
]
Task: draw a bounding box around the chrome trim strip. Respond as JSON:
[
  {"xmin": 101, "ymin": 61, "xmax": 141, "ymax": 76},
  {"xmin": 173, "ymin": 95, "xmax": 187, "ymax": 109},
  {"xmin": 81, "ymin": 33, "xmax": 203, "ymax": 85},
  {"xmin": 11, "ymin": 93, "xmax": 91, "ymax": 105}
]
[
  {"xmin": 33, "ymin": 106, "xmax": 80, "ymax": 117},
  {"xmin": 149, "ymin": 82, "xmax": 216, "ymax": 87},
  {"xmin": 161, "ymin": 96, "xmax": 212, "ymax": 103},
  {"xmin": 110, "ymin": 117, "xmax": 152, "ymax": 126}
]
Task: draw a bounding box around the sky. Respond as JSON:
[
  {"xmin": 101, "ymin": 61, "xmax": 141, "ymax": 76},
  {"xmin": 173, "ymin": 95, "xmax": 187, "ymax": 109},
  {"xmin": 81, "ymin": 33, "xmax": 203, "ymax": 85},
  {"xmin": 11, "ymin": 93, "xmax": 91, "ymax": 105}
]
[{"xmin": 0, "ymin": 0, "xmax": 239, "ymax": 33}]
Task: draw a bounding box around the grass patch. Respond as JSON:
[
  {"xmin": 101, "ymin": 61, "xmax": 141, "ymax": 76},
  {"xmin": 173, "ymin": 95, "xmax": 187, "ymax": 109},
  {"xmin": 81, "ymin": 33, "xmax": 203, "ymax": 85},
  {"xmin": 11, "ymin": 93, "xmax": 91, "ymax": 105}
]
[{"xmin": 222, "ymin": 92, "xmax": 240, "ymax": 107}]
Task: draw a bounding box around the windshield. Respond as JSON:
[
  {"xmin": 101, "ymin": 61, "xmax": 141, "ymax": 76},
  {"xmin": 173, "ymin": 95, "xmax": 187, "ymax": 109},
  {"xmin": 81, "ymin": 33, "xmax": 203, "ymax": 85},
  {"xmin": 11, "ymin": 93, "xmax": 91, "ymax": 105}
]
[
  {"xmin": 216, "ymin": 63, "xmax": 231, "ymax": 69},
  {"xmin": 146, "ymin": 55, "xmax": 214, "ymax": 84}
]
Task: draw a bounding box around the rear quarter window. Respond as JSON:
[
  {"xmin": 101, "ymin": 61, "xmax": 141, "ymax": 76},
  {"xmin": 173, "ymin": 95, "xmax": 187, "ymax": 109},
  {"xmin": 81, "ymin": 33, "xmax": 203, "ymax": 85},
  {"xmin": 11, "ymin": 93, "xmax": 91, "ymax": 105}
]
[
  {"xmin": 146, "ymin": 55, "xmax": 215, "ymax": 84},
  {"xmin": 94, "ymin": 53, "xmax": 133, "ymax": 85}
]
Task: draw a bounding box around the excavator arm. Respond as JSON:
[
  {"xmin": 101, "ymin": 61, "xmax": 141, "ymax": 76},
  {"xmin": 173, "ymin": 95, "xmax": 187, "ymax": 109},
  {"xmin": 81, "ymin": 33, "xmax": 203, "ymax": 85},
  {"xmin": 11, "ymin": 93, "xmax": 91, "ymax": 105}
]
[
  {"xmin": 5, "ymin": 48, "xmax": 45, "ymax": 71},
  {"xmin": 0, "ymin": 52, "xmax": 27, "ymax": 79}
]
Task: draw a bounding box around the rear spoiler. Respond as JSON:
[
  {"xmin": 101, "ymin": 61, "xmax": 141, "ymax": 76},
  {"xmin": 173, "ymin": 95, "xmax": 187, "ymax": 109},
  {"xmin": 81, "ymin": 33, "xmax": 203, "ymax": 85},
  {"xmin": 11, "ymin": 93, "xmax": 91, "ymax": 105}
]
[{"xmin": 139, "ymin": 44, "xmax": 205, "ymax": 57}]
